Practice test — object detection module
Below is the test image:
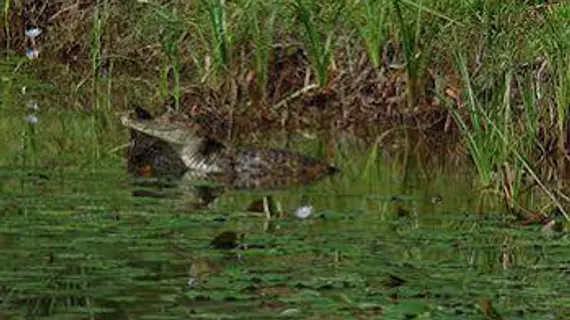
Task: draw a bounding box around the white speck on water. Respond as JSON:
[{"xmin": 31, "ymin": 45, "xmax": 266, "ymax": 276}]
[
  {"xmin": 294, "ymin": 205, "xmax": 313, "ymax": 219},
  {"xmin": 25, "ymin": 28, "xmax": 42, "ymax": 39},
  {"xmin": 280, "ymin": 308, "xmax": 300, "ymax": 316},
  {"xmin": 27, "ymin": 114, "xmax": 39, "ymax": 124}
]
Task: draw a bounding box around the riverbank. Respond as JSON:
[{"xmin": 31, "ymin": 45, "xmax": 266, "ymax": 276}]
[{"xmin": 1, "ymin": 1, "xmax": 569, "ymax": 214}]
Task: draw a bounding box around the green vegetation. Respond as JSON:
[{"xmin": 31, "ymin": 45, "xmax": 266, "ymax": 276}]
[
  {"xmin": 1, "ymin": 0, "xmax": 570, "ymax": 318},
  {"xmin": 1, "ymin": 1, "xmax": 568, "ymax": 195}
]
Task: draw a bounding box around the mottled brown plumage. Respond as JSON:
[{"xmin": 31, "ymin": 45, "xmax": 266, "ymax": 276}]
[{"xmin": 121, "ymin": 107, "xmax": 338, "ymax": 191}]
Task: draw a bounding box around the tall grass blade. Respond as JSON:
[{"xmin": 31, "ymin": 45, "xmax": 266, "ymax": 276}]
[
  {"xmin": 202, "ymin": 0, "xmax": 231, "ymax": 72},
  {"xmin": 3, "ymin": 0, "xmax": 10, "ymax": 52},
  {"xmin": 248, "ymin": 0, "xmax": 280, "ymax": 101},
  {"xmin": 91, "ymin": 3, "xmax": 102, "ymax": 111},
  {"xmin": 391, "ymin": 0, "xmax": 419, "ymax": 106},
  {"xmin": 294, "ymin": 0, "xmax": 342, "ymax": 88},
  {"xmin": 357, "ymin": 0, "xmax": 388, "ymax": 69}
]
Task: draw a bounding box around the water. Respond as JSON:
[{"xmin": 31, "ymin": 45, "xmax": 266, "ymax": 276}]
[{"xmin": 1, "ymin": 112, "xmax": 570, "ymax": 319}]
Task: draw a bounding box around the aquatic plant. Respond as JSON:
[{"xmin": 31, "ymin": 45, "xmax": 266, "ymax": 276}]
[
  {"xmin": 354, "ymin": 0, "xmax": 388, "ymax": 69},
  {"xmin": 293, "ymin": 0, "xmax": 341, "ymax": 89},
  {"xmin": 244, "ymin": 0, "xmax": 280, "ymax": 102}
]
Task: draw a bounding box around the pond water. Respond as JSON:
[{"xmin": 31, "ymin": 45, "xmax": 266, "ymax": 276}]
[{"xmin": 1, "ymin": 111, "xmax": 570, "ymax": 319}]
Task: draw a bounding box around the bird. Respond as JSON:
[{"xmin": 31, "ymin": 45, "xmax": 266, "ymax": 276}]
[{"xmin": 120, "ymin": 106, "xmax": 339, "ymax": 192}]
